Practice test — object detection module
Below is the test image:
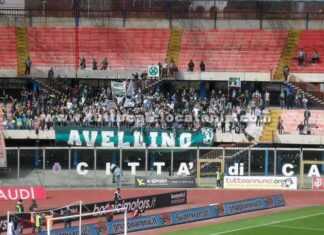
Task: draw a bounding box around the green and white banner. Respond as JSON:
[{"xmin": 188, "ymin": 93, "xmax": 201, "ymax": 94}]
[
  {"xmin": 55, "ymin": 127, "xmax": 214, "ymax": 147},
  {"xmin": 111, "ymin": 81, "xmax": 126, "ymax": 97},
  {"xmin": 148, "ymin": 65, "xmax": 160, "ymax": 78}
]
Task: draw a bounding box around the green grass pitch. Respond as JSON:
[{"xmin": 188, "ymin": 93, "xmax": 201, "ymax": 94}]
[{"xmin": 164, "ymin": 206, "xmax": 324, "ymax": 235}]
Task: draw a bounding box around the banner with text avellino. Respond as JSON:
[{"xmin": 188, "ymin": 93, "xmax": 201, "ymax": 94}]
[{"xmin": 55, "ymin": 127, "xmax": 214, "ymax": 147}]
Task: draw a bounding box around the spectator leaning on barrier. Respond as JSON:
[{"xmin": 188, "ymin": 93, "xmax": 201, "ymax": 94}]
[
  {"xmin": 92, "ymin": 58, "xmax": 98, "ymax": 70},
  {"xmin": 298, "ymin": 48, "xmax": 306, "ymax": 66},
  {"xmin": 188, "ymin": 59, "xmax": 195, "ymax": 72},
  {"xmin": 25, "ymin": 57, "xmax": 32, "ymax": 75},
  {"xmin": 312, "ymin": 49, "xmax": 320, "ymax": 64},
  {"xmin": 80, "ymin": 57, "xmax": 86, "ymax": 70},
  {"xmin": 101, "ymin": 57, "xmax": 108, "ymax": 70},
  {"xmin": 200, "ymin": 60, "xmax": 206, "ymax": 72}
]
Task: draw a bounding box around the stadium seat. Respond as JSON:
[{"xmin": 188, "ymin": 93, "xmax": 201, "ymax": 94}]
[
  {"xmin": 178, "ymin": 30, "xmax": 287, "ymax": 72},
  {"xmin": 28, "ymin": 27, "xmax": 76, "ymax": 70},
  {"xmin": 0, "ymin": 27, "xmax": 17, "ymax": 70},
  {"xmin": 291, "ymin": 31, "xmax": 324, "ymax": 73}
]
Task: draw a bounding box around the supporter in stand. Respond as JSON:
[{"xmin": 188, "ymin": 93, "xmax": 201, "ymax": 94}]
[
  {"xmin": 48, "ymin": 67, "xmax": 54, "ymax": 79},
  {"xmin": 80, "ymin": 57, "xmax": 86, "ymax": 70},
  {"xmin": 92, "ymin": 58, "xmax": 98, "ymax": 70},
  {"xmin": 188, "ymin": 59, "xmax": 195, "ymax": 71},
  {"xmin": 298, "ymin": 48, "xmax": 306, "ymax": 66},
  {"xmin": 311, "ymin": 49, "xmax": 320, "ymax": 64},
  {"xmin": 200, "ymin": 60, "xmax": 206, "ymax": 72},
  {"xmin": 1, "ymin": 79, "xmax": 272, "ymax": 135},
  {"xmin": 162, "ymin": 59, "xmax": 169, "ymax": 78},
  {"xmin": 277, "ymin": 118, "xmax": 284, "ymax": 134},
  {"xmin": 25, "ymin": 57, "xmax": 32, "ymax": 75},
  {"xmin": 100, "ymin": 58, "xmax": 108, "ymax": 70},
  {"xmin": 304, "ymin": 108, "xmax": 311, "ymax": 125},
  {"xmin": 297, "ymin": 122, "xmax": 304, "ymax": 134},
  {"xmin": 169, "ymin": 58, "xmax": 178, "ymax": 77},
  {"xmin": 283, "ymin": 65, "xmax": 289, "ymax": 80}
]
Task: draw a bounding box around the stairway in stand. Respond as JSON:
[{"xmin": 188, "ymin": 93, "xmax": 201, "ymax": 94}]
[
  {"xmin": 273, "ymin": 30, "xmax": 300, "ymax": 80},
  {"xmin": 259, "ymin": 109, "xmax": 282, "ymax": 143},
  {"xmin": 284, "ymin": 80, "xmax": 324, "ymax": 106},
  {"xmin": 167, "ymin": 29, "xmax": 183, "ymax": 65},
  {"xmin": 15, "ymin": 27, "xmax": 29, "ymax": 76}
]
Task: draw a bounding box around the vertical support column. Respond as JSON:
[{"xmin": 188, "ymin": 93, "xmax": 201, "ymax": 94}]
[
  {"xmin": 171, "ymin": 149, "xmax": 174, "ymax": 176},
  {"xmin": 248, "ymin": 148, "xmax": 251, "ymax": 176},
  {"xmin": 145, "ymin": 148, "xmax": 148, "ymax": 176},
  {"xmin": 274, "ymin": 149, "xmax": 277, "ymax": 176},
  {"xmin": 68, "ymin": 148, "xmax": 71, "ymax": 187},
  {"xmin": 196, "ymin": 148, "xmax": 200, "ymax": 186},
  {"xmin": 42, "ymin": 148, "xmax": 46, "ymax": 170},
  {"xmin": 17, "ymin": 148, "xmax": 20, "ymax": 179},
  {"xmin": 94, "ymin": 148, "xmax": 97, "ymax": 187},
  {"xmin": 321, "ymin": 150, "xmax": 324, "ymax": 173},
  {"xmin": 264, "ymin": 149, "xmax": 269, "ymax": 176},
  {"xmin": 119, "ymin": 149, "xmax": 123, "ymax": 170},
  {"xmin": 300, "ymin": 149, "xmax": 304, "ymax": 189},
  {"xmin": 222, "ymin": 147, "xmax": 225, "ymax": 174}
]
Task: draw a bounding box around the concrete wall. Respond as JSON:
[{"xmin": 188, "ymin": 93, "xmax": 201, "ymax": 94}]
[{"xmin": 3, "ymin": 16, "xmax": 324, "ymax": 29}]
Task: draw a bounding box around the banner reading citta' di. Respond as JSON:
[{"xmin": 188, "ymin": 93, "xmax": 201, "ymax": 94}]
[{"xmin": 55, "ymin": 127, "xmax": 214, "ymax": 147}]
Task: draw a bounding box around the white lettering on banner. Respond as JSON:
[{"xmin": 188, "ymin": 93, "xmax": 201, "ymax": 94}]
[
  {"xmin": 118, "ymin": 132, "xmax": 130, "ymax": 147},
  {"xmin": 161, "ymin": 133, "xmax": 175, "ymax": 147},
  {"xmin": 83, "ymin": 131, "xmax": 98, "ymax": 147},
  {"xmin": 149, "ymin": 132, "xmax": 158, "ymax": 147},
  {"xmin": 128, "ymin": 162, "xmax": 140, "ymax": 175},
  {"xmin": 105, "ymin": 162, "xmax": 111, "ymax": 175},
  {"xmin": 154, "ymin": 162, "xmax": 165, "ymax": 175},
  {"xmin": 228, "ymin": 162, "xmax": 320, "ymax": 179},
  {"xmin": 76, "ymin": 161, "xmax": 194, "ymax": 177},
  {"xmin": 308, "ymin": 165, "xmax": 321, "ymax": 177},
  {"xmin": 133, "ymin": 131, "xmax": 145, "ymax": 147},
  {"xmin": 67, "ymin": 130, "xmax": 82, "ymax": 146},
  {"xmin": 0, "ymin": 188, "xmax": 36, "ymax": 200},
  {"xmin": 77, "ymin": 162, "xmax": 89, "ymax": 175},
  {"xmin": 228, "ymin": 163, "xmax": 244, "ymax": 176},
  {"xmin": 177, "ymin": 162, "xmax": 192, "ymax": 176},
  {"xmin": 282, "ymin": 163, "xmax": 294, "ymax": 176},
  {"xmin": 179, "ymin": 133, "xmax": 192, "ymax": 147},
  {"xmin": 101, "ymin": 131, "xmax": 114, "ymax": 147}
]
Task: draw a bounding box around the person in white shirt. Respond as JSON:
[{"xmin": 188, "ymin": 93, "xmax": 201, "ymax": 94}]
[{"xmin": 7, "ymin": 220, "xmax": 14, "ymax": 235}]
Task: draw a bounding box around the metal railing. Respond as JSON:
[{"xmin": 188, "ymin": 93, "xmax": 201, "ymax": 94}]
[{"xmin": 1, "ymin": 146, "xmax": 323, "ymax": 188}]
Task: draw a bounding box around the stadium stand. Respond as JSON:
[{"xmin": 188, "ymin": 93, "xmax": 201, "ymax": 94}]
[
  {"xmin": 27, "ymin": 27, "xmax": 76, "ymax": 70},
  {"xmin": 27, "ymin": 27, "xmax": 170, "ymax": 72},
  {"xmin": 280, "ymin": 109, "xmax": 324, "ymax": 135},
  {"xmin": 79, "ymin": 28, "xmax": 170, "ymax": 71},
  {"xmin": 0, "ymin": 27, "xmax": 18, "ymax": 75},
  {"xmin": 178, "ymin": 30, "xmax": 288, "ymax": 72},
  {"xmin": 291, "ymin": 30, "xmax": 324, "ymax": 72}
]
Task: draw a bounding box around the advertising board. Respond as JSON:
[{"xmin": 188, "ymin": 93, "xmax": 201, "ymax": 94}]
[
  {"xmin": 135, "ymin": 176, "xmax": 196, "ymax": 188},
  {"xmin": 224, "ymin": 176, "xmax": 298, "ymax": 190}
]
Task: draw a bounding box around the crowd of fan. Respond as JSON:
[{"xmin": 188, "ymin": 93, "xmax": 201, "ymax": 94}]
[{"xmin": 1, "ymin": 80, "xmax": 269, "ymax": 133}]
